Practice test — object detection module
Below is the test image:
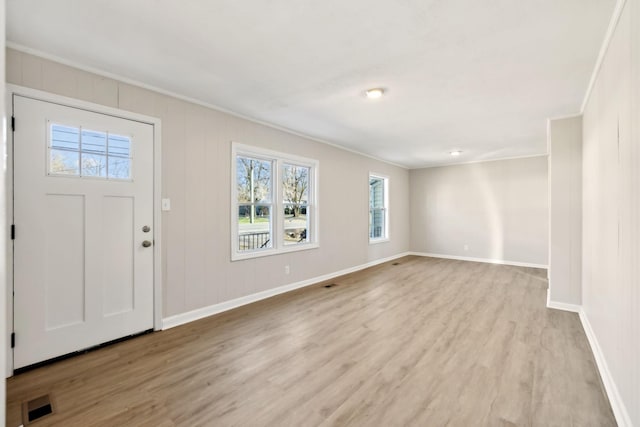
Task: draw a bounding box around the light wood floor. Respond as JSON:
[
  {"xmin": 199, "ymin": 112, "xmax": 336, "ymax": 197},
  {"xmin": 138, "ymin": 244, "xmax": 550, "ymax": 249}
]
[{"xmin": 7, "ymin": 256, "xmax": 615, "ymax": 426}]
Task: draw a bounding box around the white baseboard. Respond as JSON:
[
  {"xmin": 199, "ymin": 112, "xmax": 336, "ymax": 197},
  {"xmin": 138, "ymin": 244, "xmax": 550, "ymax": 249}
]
[
  {"xmin": 162, "ymin": 252, "xmax": 411, "ymax": 330},
  {"xmin": 546, "ymin": 289, "xmax": 581, "ymax": 313},
  {"xmin": 546, "ymin": 292, "xmax": 631, "ymax": 426},
  {"xmin": 162, "ymin": 251, "xmax": 631, "ymax": 427},
  {"xmin": 409, "ymin": 252, "xmax": 548, "ymax": 269},
  {"xmin": 579, "ymin": 308, "xmax": 632, "ymax": 427}
]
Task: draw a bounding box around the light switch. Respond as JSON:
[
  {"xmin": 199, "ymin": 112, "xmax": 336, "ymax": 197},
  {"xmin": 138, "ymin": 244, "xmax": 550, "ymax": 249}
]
[{"xmin": 161, "ymin": 198, "xmax": 171, "ymax": 211}]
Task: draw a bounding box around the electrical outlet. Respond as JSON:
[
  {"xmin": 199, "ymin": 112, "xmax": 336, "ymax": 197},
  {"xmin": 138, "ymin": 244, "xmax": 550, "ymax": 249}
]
[
  {"xmin": 464, "ymin": 244, "xmax": 469, "ymax": 251},
  {"xmin": 284, "ymin": 265, "xmax": 290, "ymax": 275}
]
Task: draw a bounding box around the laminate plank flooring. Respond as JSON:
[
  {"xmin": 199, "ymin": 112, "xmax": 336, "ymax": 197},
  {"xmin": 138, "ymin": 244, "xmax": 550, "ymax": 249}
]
[{"xmin": 6, "ymin": 256, "xmax": 616, "ymax": 426}]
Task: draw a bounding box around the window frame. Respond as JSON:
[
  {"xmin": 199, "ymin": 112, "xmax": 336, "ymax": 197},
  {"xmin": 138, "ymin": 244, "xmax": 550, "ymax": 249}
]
[
  {"xmin": 369, "ymin": 173, "xmax": 389, "ymax": 244},
  {"xmin": 46, "ymin": 120, "xmax": 134, "ymax": 181},
  {"xmin": 231, "ymin": 142, "xmax": 319, "ymax": 261}
]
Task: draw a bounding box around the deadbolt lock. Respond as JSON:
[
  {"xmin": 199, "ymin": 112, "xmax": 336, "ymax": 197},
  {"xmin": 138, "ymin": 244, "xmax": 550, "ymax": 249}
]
[{"xmin": 142, "ymin": 225, "xmax": 151, "ymax": 232}]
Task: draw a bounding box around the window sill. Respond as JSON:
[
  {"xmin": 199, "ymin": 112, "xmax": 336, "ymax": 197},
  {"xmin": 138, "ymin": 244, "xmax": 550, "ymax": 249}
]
[
  {"xmin": 231, "ymin": 242, "xmax": 320, "ymax": 261},
  {"xmin": 369, "ymin": 238, "xmax": 389, "ymax": 245}
]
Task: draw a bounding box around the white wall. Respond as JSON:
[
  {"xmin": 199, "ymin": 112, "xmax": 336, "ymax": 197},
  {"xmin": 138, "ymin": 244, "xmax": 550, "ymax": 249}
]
[
  {"xmin": 5, "ymin": 49, "xmax": 410, "ymax": 322},
  {"xmin": 548, "ymin": 116, "xmax": 582, "ymax": 307},
  {"xmin": 581, "ymin": 0, "xmax": 639, "ymax": 424},
  {"xmin": 409, "ymin": 156, "xmax": 548, "ymax": 267}
]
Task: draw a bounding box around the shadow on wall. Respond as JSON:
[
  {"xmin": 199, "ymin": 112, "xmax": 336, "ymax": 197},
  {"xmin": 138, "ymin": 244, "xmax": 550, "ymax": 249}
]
[
  {"xmin": 472, "ymin": 164, "xmax": 504, "ymax": 260},
  {"xmin": 440, "ymin": 164, "xmax": 505, "ymax": 260}
]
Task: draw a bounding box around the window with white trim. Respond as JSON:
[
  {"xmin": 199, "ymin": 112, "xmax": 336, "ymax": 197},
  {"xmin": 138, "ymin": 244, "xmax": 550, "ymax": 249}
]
[
  {"xmin": 48, "ymin": 122, "xmax": 132, "ymax": 180},
  {"xmin": 369, "ymin": 174, "xmax": 388, "ymax": 242},
  {"xmin": 232, "ymin": 143, "xmax": 318, "ymax": 260}
]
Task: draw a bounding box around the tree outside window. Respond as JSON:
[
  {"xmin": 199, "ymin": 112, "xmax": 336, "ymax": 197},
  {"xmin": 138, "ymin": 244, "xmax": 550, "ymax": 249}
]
[
  {"xmin": 236, "ymin": 156, "xmax": 272, "ymax": 250},
  {"xmin": 232, "ymin": 144, "xmax": 318, "ymax": 259},
  {"xmin": 283, "ymin": 164, "xmax": 310, "ymax": 245}
]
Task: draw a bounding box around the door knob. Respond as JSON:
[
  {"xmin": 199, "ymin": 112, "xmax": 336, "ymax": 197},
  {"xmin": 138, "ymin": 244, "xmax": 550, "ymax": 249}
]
[{"xmin": 142, "ymin": 240, "xmax": 152, "ymax": 248}]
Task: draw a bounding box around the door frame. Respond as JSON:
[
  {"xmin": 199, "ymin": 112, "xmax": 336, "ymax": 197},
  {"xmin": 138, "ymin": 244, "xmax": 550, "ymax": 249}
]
[{"xmin": 5, "ymin": 84, "xmax": 163, "ymax": 376}]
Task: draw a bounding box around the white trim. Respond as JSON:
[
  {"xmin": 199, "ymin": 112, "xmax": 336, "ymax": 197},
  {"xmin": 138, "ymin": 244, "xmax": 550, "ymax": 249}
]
[
  {"xmin": 580, "ymin": 0, "xmax": 628, "ymax": 113},
  {"xmin": 410, "ymin": 153, "xmax": 549, "ymax": 170},
  {"xmin": 369, "ymin": 238, "xmax": 390, "ymax": 245},
  {"xmin": 7, "ymin": 42, "xmax": 408, "ymax": 170},
  {"xmin": 409, "ymin": 252, "xmax": 548, "ymax": 269},
  {"xmin": 162, "ymin": 252, "xmax": 411, "ymax": 329},
  {"xmin": 579, "ymin": 308, "xmax": 633, "ymax": 427},
  {"xmin": 576, "ymin": 3, "xmax": 634, "ymax": 426},
  {"xmin": 547, "ymin": 300, "xmax": 581, "ymax": 313},
  {"xmin": 546, "ymin": 119, "xmax": 552, "ymax": 272},
  {"xmin": 5, "ymin": 92, "xmax": 12, "ymax": 378},
  {"xmin": 231, "ymin": 142, "xmax": 320, "ymax": 261},
  {"xmin": 544, "ymin": 292, "xmax": 632, "ymax": 426},
  {"xmin": 546, "ymin": 289, "xmax": 581, "ymax": 313},
  {"xmin": 6, "ymin": 85, "xmax": 163, "ymax": 374},
  {"xmin": 152, "ymin": 122, "xmax": 163, "ymax": 331},
  {"xmin": 546, "ymin": 113, "xmax": 583, "ymax": 123},
  {"xmin": 160, "ymin": 247, "xmax": 632, "ymax": 426},
  {"xmin": 6, "ymin": 44, "xmax": 560, "ymax": 171},
  {"xmin": 0, "ymin": 4, "xmax": 6, "ymax": 422},
  {"xmin": 7, "ymin": 85, "xmax": 160, "ymax": 126},
  {"xmin": 368, "ymin": 172, "xmax": 389, "ymax": 244}
]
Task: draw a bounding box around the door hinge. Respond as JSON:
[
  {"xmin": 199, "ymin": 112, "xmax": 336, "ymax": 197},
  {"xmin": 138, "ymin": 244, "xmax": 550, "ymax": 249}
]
[
  {"xmin": 11, "ymin": 332, "xmax": 15, "ymax": 348},
  {"xmin": 11, "ymin": 116, "xmax": 15, "ymax": 132},
  {"xmin": 10, "ymin": 224, "xmax": 15, "ymax": 240}
]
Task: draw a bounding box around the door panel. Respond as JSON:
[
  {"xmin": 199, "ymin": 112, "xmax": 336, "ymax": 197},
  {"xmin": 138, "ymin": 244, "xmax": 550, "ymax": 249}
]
[
  {"xmin": 102, "ymin": 196, "xmax": 134, "ymax": 317},
  {"xmin": 13, "ymin": 95, "xmax": 155, "ymax": 369},
  {"xmin": 44, "ymin": 194, "xmax": 86, "ymax": 330}
]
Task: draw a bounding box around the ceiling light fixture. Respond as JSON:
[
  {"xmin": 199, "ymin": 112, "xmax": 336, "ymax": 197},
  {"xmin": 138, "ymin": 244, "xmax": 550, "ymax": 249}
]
[
  {"xmin": 365, "ymin": 88, "xmax": 384, "ymax": 99},
  {"xmin": 450, "ymin": 150, "xmax": 463, "ymax": 156}
]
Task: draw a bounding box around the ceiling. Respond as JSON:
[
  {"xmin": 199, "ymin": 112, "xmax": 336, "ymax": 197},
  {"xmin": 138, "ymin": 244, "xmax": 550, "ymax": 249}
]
[{"xmin": 7, "ymin": 0, "xmax": 616, "ymax": 168}]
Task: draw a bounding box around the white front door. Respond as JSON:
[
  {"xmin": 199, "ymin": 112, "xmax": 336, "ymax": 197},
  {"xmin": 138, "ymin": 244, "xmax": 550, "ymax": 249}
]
[{"xmin": 13, "ymin": 94, "xmax": 155, "ymax": 369}]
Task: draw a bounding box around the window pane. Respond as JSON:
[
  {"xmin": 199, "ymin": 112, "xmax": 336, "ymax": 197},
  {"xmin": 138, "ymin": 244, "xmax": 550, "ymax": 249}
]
[
  {"xmin": 369, "ymin": 175, "xmax": 387, "ymax": 240},
  {"xmin": 284, "ymin": 204, "xmax": 308, "ymax": 245},
  {"xmin": 369, "ymin": 177, "xmax": 384, "ymax": 209},
  {"xmin": 50, "ymin": 149, "xmax": 79, "ymax": 175},
  {"xmin": 51, "ymin": 124, "xmax": 79, "ymax": 150},
  {"xmin": 81, "ymin": 129, "xmax": 107, "ymax": 154},
  {"xmin": 108, "ymin": 156, "xmax": 131, "ymax": 179},
  {"xmin": 49, "ymin": 124, "xmax": 134, "ymax": 180},
  {"xmin": 238, "ymin": 205, "xmax": 272, "ymax": 251},
  {"xmin": 283, "ymin": 164, "xmax": 309, "ymax": 204},
  {"xmin": 236, "ymin": 156, "xmax": 272, "ymax": 203},
  {"xmin": 370, "ymin": 208, "xmax": 385, "ymax": 238},
  {"xmin": 108, "ymin": 134, "xmax": 131, "ymax": 157},
  {"xmin": 81, "ymin": 153, "xmax": 107, "ymax": 177}
]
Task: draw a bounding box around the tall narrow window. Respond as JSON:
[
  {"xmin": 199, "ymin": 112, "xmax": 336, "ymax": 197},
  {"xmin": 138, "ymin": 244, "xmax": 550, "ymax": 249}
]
[
  {"xmin": 369, "ymin": 174, "xmax": 389, "ymax": 242},
  {"xmin": 283, "ymin": 163, "xmax": 310, "ymax": 245},
  {"xmin": 232, "ymin": 143, "xmax": 318, "ymax": 260}
]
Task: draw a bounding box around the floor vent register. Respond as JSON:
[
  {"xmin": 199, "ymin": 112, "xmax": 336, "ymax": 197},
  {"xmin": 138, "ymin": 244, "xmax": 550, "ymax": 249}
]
[{"xmin": 22, "ymin": 394, "xmax": 54, "ymax": 425}]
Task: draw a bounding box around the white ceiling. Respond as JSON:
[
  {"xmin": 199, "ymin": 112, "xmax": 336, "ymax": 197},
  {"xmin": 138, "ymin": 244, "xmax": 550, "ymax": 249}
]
[{"xmin": 7, "ymin": 0, "xmax": 615, "ymax": 168}]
